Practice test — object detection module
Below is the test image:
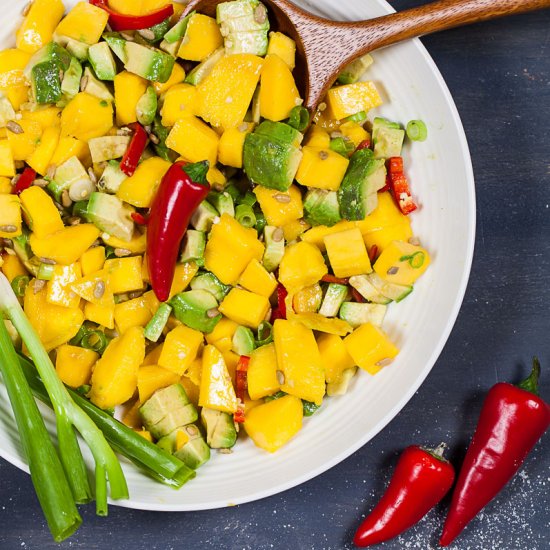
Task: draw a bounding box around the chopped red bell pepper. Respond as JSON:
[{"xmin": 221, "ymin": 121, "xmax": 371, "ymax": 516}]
[
  {"xmin": 387, "ymin": 156, "xmax": 417, "ymax": 215},
  {"xmin": 12, "ymin": 167, "xmax": 36, "ymax": 195},
  {"xmin": 89, "ymin": 0, "xmax": 174, "ymax": 31},
  {"xmin": 120, "ymin": 123, "xmax": 148, "ymax": 177},
  {"xmin": 270, "ymin": 284, "xmax": 288, "ymax": 322},
  {"xmin": 234, "ymin": 356, "xmax": 250, "ymax": 423},
  {"xmin": 321, "ymin": 274, "xmax": 349, "ymax": 285},
  {"xmin": 131, "ymin": 212, "xmax": 149, "ymax": 225},
  {"xmin": 368, "ymin": 244, "xmax": 379, "ymax": 264}
]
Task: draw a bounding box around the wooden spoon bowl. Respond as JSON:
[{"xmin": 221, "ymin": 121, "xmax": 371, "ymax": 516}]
[{"xmin": 185, "ymin": 0, "xmax": 550, "ymax": 112}]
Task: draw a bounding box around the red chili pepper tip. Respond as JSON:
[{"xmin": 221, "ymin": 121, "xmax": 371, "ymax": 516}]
[{"xmin": 120, "ymin": 123, "xmax": 148, "ymax": 177}]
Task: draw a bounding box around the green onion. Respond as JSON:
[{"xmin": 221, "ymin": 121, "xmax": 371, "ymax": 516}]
[
  {"xmin": 254, "ymin": 208, "xmax": 267, "ymax": 234},
  {"xmin": 400, "ymin": 251, "xmax": 425, "ymax": 268},
  {"xmin": 406, "ymin": 119, "xmax": 428, "ymax": 142},
  {"xmin": 144, "ymin": 303, "xmax": 172, "ymax": 342},
  {"xmin": 255, "ymin": 321, "xmax": 273, "ymax": 347},
  {"xmin": 11, "ymin": 275, "xmax": 30, "ymax": 297},
  {"xmin": 344, "ymin": 111, "xmax": 367, "ymax": 124},
  {"xmin": 238, "ymin": 190, "xmax": 257, "ymax": 207},
  {"xmin": 80, "ymin": 330, "xmax": 109, "ymax": 355},
  {"xmin": 287, "ymin": 106, "xmax": 310, "ymax": 132},
  {"xmin": 235, "ymin": 204, "xmax": 256, "ymax": 228},
  {"xmin": 0, "ymin": 273, "xmax": 128, "ymax": 518},
  {"xmin": 72, "ymin": 201, "xmax": 89, "ymax": 221},
  {"xmin": 0, "ymin": 319, "xmax": 82, "ymax": 542},
  {"xmin": 37, "ymin": 263, "xmax": 55, "ymax": 281},
  {"xmin": 224, "ymin": 182, "xmax": 242, "ymax": 201},
  {"xmin": 264, "ymin": 390, "xmax": 287, "ymax": 402},
  {"xmin": 302, "ymin": 400, "xmax": 320, "ymax": 416},
  {"xmin": 329, "ymin": 137, "xmax": 355, "ymax": 157}
]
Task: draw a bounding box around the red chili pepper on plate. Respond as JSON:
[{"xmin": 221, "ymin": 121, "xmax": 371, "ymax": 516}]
[
  {"xmin": 147, "ymin": 160, "xmax": 210, "ymax": 302},
  {"xmin": 89, "ymin": 0, "xmax": 174, "ymax": 31},
  {"xmin": 354, "ymin": 443, "xmax": 455, "ymax": 547},
  {"xmin": 440, "ymin": 358, "xmax": 550, "ymax": 546},
  {"xmin": 270, "ymin": 284, "xmax": 288, "ymax": 322},
  {"xmin": 12, "ymin": 167, "xmax": 36, "ymax": 195},
  {"xmin": 387, "ymin": 156, "xmax": 417, "ymax": 215},
  {"xmin": 120, "ymin": 123, "xmax": 148, "ymax": 177},
  {"xmin": 234, "ymin": 356, "xmax": 250, "ymax": 424}
]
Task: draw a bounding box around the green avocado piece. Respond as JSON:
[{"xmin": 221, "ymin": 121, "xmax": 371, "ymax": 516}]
[
  {"xmin": 47, "ymin": 156, "xmax": 90, "ymax": 202},
  {"xmin": 338, "ymin": 301, "xmax": 387, "ymax": 328},
  {"xmin": 184, "ymin": 47, "xmax": 224, "ymax": 85},
  {"xmin": 189, "ymin": 272, "xmax": 231, "ymax": 302},
  {"xmin": 337, "ymin": 53, "xmax": 374, "ymax": 85},
  {"xmin": 169, "ymin": 289, "xmax": 222, "ymax": 333},
  {"xmin": 86, "ymin": 192, "xmax": 134, "ymax": 242},
  {"xmin": 180, "ymin": 230, "xmax": 206, "ymax": 266},
  {"xmin": 136, "ymin": 86, "xmax": 158, "ymax": 126},
  {"xmin": 88, "ymin": 41, "xmax": 117, "ymax": 81},
  {"xmin": 225, "ymin": 30, "xmax": 268, "ymax": 56},
  {"xmin": 173, "ymin": 426, "xmax": 210, "ymax": 469},
  {"xmin": 97, "ymin": 160, "xmax": 127, "ymax": 194},
  {"xmin": 81, "ymin": 67, "xmax": 114, "ymax": 102},
  {"xmin": 262, "ymin": 225, "xmax": 284, "ymax": 272},
  {"xmin": 32, "ymin": 62, "xmax": 63, "ymax": 104},
  {"xmin": 164, "ymin": 11, "xmax": 195, "ymax": 44},
  {"xmin": 201, "ymin": 407, "xmax": 237, "ymax": 449},
  {"xmin": 303, "ymin": 189, "xmax": 342, "ymax": 227},
  {"xmin": 59, "ymin": 56, "xmax": 83, "ymax": 104},
  {"xmin": 124, "ymin": 42, "xmax": 175, "ymax": 83},
  {"xmin": 103, "ymin": 32, "xmax": 128, "ymax": 63}
]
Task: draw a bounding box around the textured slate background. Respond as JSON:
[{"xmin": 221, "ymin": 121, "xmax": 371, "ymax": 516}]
[{"xmin": 1, "ymin": 1, "xmax": 549, "ymax": 548}]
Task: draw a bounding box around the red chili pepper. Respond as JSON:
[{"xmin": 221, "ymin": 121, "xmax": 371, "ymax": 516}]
[
  {"xmin": 387, "ymin": 156, "xmax": 417, "ymax": 215},
  {"xmin": 321, "ymin": 274, "xmax": 349, "ymax": 285},
  {"xmin": 354, "ymin": 444, "xmax": 455, "ymax": 547},
  {"xmin": 440, "ymin": 358, "xmax": 550, "ymax": 546},
  {"xmin": 368, "ymin": 244, "xmax": 378, "ymax": 264},
  {"xmin": 147, "ymin": 160, "xmax": 210, "ymax": 302},
  {"xmin": 234, "ymin": 356, "xmax": 250, "ymax": 423},
  {"xmin": 270, "ymin": 284, "xmax": 288, "ymax": 322},
  {"xmin": 351, "ymin": 287, "xmax": 365, "ymax": 303},
  {"xmin": 120, "ymin": 123, "xmax": 148, "ymax": 177},
  {"xmin": 131, "ymin": 212, "xmax": 149, "ymax": 225},
  {"xmin": 12, "ymin": 167, "xmax": 36, "ymax": 195},
  {"xmin": 89, "ymin": 0, "xmax": 174, "ymax": 31},
  {"xmin": 356, "ymin": 139, "xmax": 371, "ymax": 151}
]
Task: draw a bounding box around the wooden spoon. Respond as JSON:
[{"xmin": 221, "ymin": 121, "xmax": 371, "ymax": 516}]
[{"xmin": 185, "ymin": 0, "xmax": 550, "ymax": 111}]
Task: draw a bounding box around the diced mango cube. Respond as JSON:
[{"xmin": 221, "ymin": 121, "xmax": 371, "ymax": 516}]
[
  {"xmin": 273, "ymin": 319, "xmax": 325, "ymax": 405},
  {"xmin": 289, "ymin": 312, "xmax": 352, "ymax": 336},
  {"xmin": 324, "ymin": 227, "xmax": 372, "ymax": 278},
  {"xmin": 84, "ymin": 301, "xmax": 115, "ymax": 329},
  {"xmin": 0, "ymin": 141, "xmax": 15, "ymax": 177},
  {"xmin": 46, "ymin": 263, "xmax": 82, "ymax": 308},
  {"xmin": 253, "ymin": 184, "xmax": 303, "ymax": 227},
  {"xmin": 199, "ymin": 344, "xmax": 238, "ymax": 413},
  {"xmin": 238, "ymin": 259, "xmax": 277, "ymax": 298},
  {"xmin": 180, "ymin": 372, "xmax": 200, "ymax": 407},
  {"xmin": 204, "ymin": 213, "xmax": 264, "ymax": 285},
  {"xmin": 153, "ymin": 62, "xmax": 186, "ymax": 95},
  {"xmin": 205, "ymin": 317, "xmax": 238, "ymax": 346},
  {"xmin": 247, "ymin": 343, "xmax": 280, "ymax": 400},
  {"xmin": 326, "ymin": 81, "xmax": 383, "ymax": 120},
  {"xmin": 266, "ymin": 32, "xmax": 296, "ymax": 69},
  {"xmin": 178, "ymin": 14, "xmax": 223, "ymax": 61},
  {"xmin": 102, "ymin": 232, "xmax": 147, "ymax": 255},
  {"xmin": 278, "ymin": 241, "xmax": 327, "ymax": 291},
  {"xmin": 303, "ymin": 126, "xmax": 330, "ymax": 148},
  {"xmin": 16, "ymin": 0, "xmax": 65, "ymax": 53},
  {"xmin": 19, "ymin": 186, "xmax": 63, "ymax": 238},
  {"xmin": 219, "ymin": 288, "xmax": 270, "ymax": 329},
  {"xmin": 117, "ymin": 157, "xmax": 171, "ymax": 208},
  {"xmin": 169, "ymin": 261, "xmax": 199, "ymax": 299},
  {"xmin": 244, "ymin": 394, "xmax": 303, "ymax": 452},
  {"xmin": 282, "ymin": 219, "xmax": 310, "ymax": 242},
  {"xmin": 114, "ymin": 71, "xmax": 148, "ymax": 126},
  {"xmin": 160, "ymin": 83, "xmax": 197, "ymax": 126},
  {"xmin": 71, "ymin": 270, "xmax": 114, "ymax": 308},
  {"xmin": 55, "ymin": 2, "xmax": 110, "ymax": 45},
  {"xmin": 26, "ymin": 126, "xmax": 60, "ymax": 175},
  {"xmin": 0, "ymin": 194, "xmax": 21, "ymax": 237},
  {"xmin": 50, "ymin": 137, "xmax": 90, "ymax": 168},
  {"xmin": 296, "ymin": 146, "xmax": 349, "ymax": 191},
  {"xmin": 217, "ymin": 122, "xmax": 254, "ymax": 168},
  {"xmin": 373, "ymin": 240, "xmax": 431, "ymax": 286},
  {"xmin": 61, "ymin": 93, "xmax": 113, "ymax": 141},
  {"xmin": 20, "ymin": 106, "xmax": 61, "ymax": 128},
  {"xmin": 1, "ymin": 253, "xmax": 27, "ymax": 282},
  {"xmin": 80, "ymin": 246, "xmax": 105, "ymax": 276},
  {"xmin": 55, "ymin": 344, "xmax": 98, "ymax": 388},
  {"xmin": 158, "ymin": 325, "xmax": 204, "ymax": 376},
  {"xmin": 0, "ymin": 176, "xmax": 12, "ymax": 194},
  {"xmin": 7, "ymin": 119, "xmax": 42, "ymax": 161},
  {"xmin": 104, "ymin": 256, "xmax": 144, "ymax": 294},
  {"xmin": 114, "ymin": 296, "xmax": 153, "ymax": 334},
  {"xmin": 339, "ymin": 121, "xmax": 368, "ymax": 148},
  {"xmin": 166, "ymin": 115, "xmax": 219, "ymax": 165},
  {"xmin": 344, "ymin": 323, "xmax": 399, "ymax": 375},
  {"xmin": 316, "ymin": 333, "xmax": 355, "ymax": 384},
  {"xmin": 137, "ymin": 365, "xmax": 180, "ymax": 403}
]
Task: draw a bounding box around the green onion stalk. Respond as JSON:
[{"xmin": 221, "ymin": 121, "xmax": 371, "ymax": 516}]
[{"xmin": 0, "ymin": 273, "xmax": 128, "ymax": 518}]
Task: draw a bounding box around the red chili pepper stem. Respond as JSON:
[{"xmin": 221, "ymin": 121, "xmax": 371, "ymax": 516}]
[{"xmin": 517, "ymin": 356, "xmax": 541, "ymax": 395}]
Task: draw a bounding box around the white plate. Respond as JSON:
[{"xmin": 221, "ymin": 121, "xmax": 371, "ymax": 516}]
[{"xmin": 0, "ymin": 0, "xmax": 475, "ymax": 511}]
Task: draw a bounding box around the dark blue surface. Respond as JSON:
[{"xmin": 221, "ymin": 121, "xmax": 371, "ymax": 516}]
[{"xmin": 1, "ymin": 2, "xmax": 549, "ymax": 549}]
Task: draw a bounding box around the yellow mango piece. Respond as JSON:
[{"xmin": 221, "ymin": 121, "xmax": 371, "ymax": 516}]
[
  {"xmin": 0, "ymin": 176, "xmax": 11, "ymax": 194},
  {"xmin": 238, "ymin": 259, "xmax": 277, "ymax": 298},
  {"xmin": 292, "ymin": 283, "xmax": 322, "ymax": 314},
  {"xmin": 316, "ymin": 333, "xmax": 355, "ymax": 384},
  {"xmin": 304, "ymin": 126, "xmax": 330, "ymax": 148},
  {"xmin": 20, "ymin": 106, "xmax": 61, "ymax": 128},
  {"xmin": 204, "ymin": 213, "xmax": 264, "ymax": 285},
  {"xmin": 117, "ymin": 157, "xmax": 171, "ymax": 208},
  {"xmin": 16, "ymin": 0, "xmax": 65, "ymax": 53},
  {"xmin": 30, "ymin": 224, "xmax": 100, "ymax": 265},
  {"xmin": 4, "ymin": 87, "xmax": 29, "ymax": 111},
  {"xmin": 217, "ymin": 122, "xmax": 254, "ymax": 168},
  {"xmin": 108, "ymin": 0, "xmax": 143, "ymax": 15},
  {"xmin": 253, "ymin": 184, "xmax": 303, "ymax": 227},
  {"xmin": 166, "ymin": 115, "xmax": 219, "ymax": 164},
  {"xmin": 90, "ymin": 326, "xmax": 145, "ymax": 409},
  {"xmin": 80, "ymin": 246, "xmax": 105, "ymax": 276},
  {"xmin": 0, "ymin": 194, "xmax": 21, "ymax": 238},
  {"xmin": 344, "ymin": 323, "xmax": 399, "ymax": 375},
  {"xmin": 114, "ymin": 296, "xmax": 153, "ymax": 334},
  {"xmin": 84, "ymin": 301, "xmax": 115, "ymax": 329},
  {"xmin": 207, "ymin": 167, "xmax": 226, "ymax": 186},
  {"xmin": 55, "ymin": 345, "xmax": 98, "ymax": 388},
  {"xmin": 0, "ymin": 141, "xmax": 15, "ymax": 177},
  {"xmin": 143, "ymin": 0, "xmax": 172, "ymax": 13},
  {"xmin": 103, "ymin": 256, "xmax": 143, "ymax": 295},
  {"xmin": 122, "ymin": 399, "xmax": 143, "ymax": 429},
  {"xmin": 199, "ymin": 345, "xmax": 238, "ymax": 413},
  {"xmin": 71, "ymin": 270, "xmax": 114, "ymax": 308},
  {"xmin": 0, "ymin": 50, "xmax": 31, "ymax": 108},
  {"xmin": 24, "ymin": 284, "xmax": 84, "ymax": 351},
  {"xmin": 137, "ymin": 365, "xmax": 180, "ymax": 403},
  {"xmin": 61, "ymin": 93, "xmax": 113, "ymax": 141},
  {"xmin": 219, "ymin": 288, "xmax": 270, "ymax": 329},
  {"xmin": 278, "ymin": 241, "xmax": 327, "ymax": 292},
  {"xmin": 158, "ymin": 325, "xmax": 203, "ymax": 376},
  {"xmin": 339, "ymin": 121, "xmax": 368, "ymax": 148},
  {"xmin": 273, "ymin": 319, "xmax": 325, "ymax": 405},
  {"xmin": 143, "ymin": 343, "xmax": 164, "ymax": 366},
  {"xmin": 153, "ymin": 62, "xmax": 186, "ymax": 95},
  {"xmin": 183, "ymin": 355, "xmax": 201, "ymax": 386},
  {"xmin": 244, "ymin": 394, "xmax": 302, "ymax": 453},
  {"xmin": 50, "ymin": 137, "xmax": 90, "ymax": 168},
  {"xmin": 266, "ymin": 32, "xmax": 296, "ymax": 69},
  {"xmin": 212, "ymin": 336, "xmax": 232, "ymax": 353},
  {"xmin": 296, "ymin": 146, "xmax": 349, "ymax": 191},
  {"xmin": 26, "ymin": 126, "xmax": 60, "ymax": 176},
  {"xmin": 301, "ymin": 220, "xmax": 357, "ymax": 252},
  {"xmin": 168, "ymin": 261, "xmax": 199, "ymax": 299},
  {"xmin": 102, "ymin": 231, "xmax": 147, "ymax": 255},
  {"xmin": 373, "ymin": 240, "xmax": 431, "ymax": 286},
  {"xmin": 222, "ymin": 350, "xmax": 239, "ymax": 387},
  {"xmin": 196, "ymin": 54, "xmax": 263, "ymax": 130},
  {"xmin": 114, "ymin": 71, "xmax": 148, "ymax": 126},
  {"xmin": 180, "ymin": 373, "xmax": 200, "ymax": 407},
  {"xmin": 326, "ymin": 81, "xmax": 383, "ymax": 120},
  {"xmin": 260, "ymin": 54, "xmax": 301, "ymax": 122},
  {"xmin": 324, "ymin": 227, "xmax": 372, "ymax": 278},
  {"xmin": 177, "ymin": 14, "xmax": 223, "ymax": 62},
  {"xmin": 19, "ymin": 186, "xmax": 64, "ymax": 238},
  {"xmin": 247, "ymin": 343, "xmax": 280, "ymax": 400},
  {"xmin": 282, "ymin": 219, "xmax": 310, "ymax": 242},
  {"xmin": 160, "ymin": 83, "xmax": 197, "ymax": 126},
  {"xmin": 289, "ymin": 312, "xmax": 353, "ymax": 336},
  {"xmin": 46, "ymin": 263, "xmax": 82, "ymax": 309},
  {"xmin": 1, "ymin": 253, "xmax": 27, "ymax": 282},
  {"xmin": 55, "ymin": 2, "xmax": 110, "ymax": 45},
  {"xmin": 205, "ymin": 317, "xmax": 238, "ymax": 346},
  {"xmin": 7, "ymin": 119, "xmax": 42, "ymax": 161}
]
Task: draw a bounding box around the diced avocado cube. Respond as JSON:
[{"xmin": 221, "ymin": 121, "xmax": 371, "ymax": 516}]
[
  {"xmin": 124, "ymin": 42, "xmax": 175, "ymax": 83},
  {"xmin": 207, "ymin": 191, "xmax": 235, "ymax": 217},
  {"xmin": 232, "ymin": 325, "xmax": 255, "ymax": 355},
  {"xmin": 98, "ymin": 160, "xmax": 127, "ymax": 194},
  {"xmin": 338, "ymin": 302, "xmax": 387, "ymax": 328},
  {"xmin": 88, "ymin": 42, "xmax": 117, "ymax": 81},
  {"xmin": 31, "ymin": 62, "xmax": 63, "ymax": 104},
  {"xmin": 337, "ymin": 148, "xmax": 386, "ymax": 220},
  {"xmin": 164, "ymin": 11, "xmax": 195, "ymax": 44},
  {"xmin": 326, "ymin": 366, "xmax": 357, "ymax": 396},
  {"xmin": 65, "ymin": 39, "xmax": 90, "ymax": 61},
  {"xmin": 217, "ymin": 0, "xmax": 259, "ymax": 23},
  {"xmin": 262, "ymin": 225, "xmax": 284, "ymax": 272},
  {"xmin": 337, "ymin": 53, "xmax": 374, "ymax": 85},
  {"xmin": 201, "ymin": 408, "xmax": 237, "ymax": 449},
  {"xmin": 48, "ymin": 156, "xmax": 91, "ymax": 202},
  {"xmin": 159, "ymin": 37, "xmax": 180, "ymax": 57},
  {"xmin": 372, "ymin": 117, "xmax": 401, "ymax": 140},
  {"xmin": 366, "ymin": 272, "xmax": 413, "ymax": 303},
  {"xmin": 318, "ymin": 283, "xmax": 348, "ymax": 317},
  {"xmin": 190, "ymin": 200, "xmax": 219, "ymax": 232},
  {"xmin": 86, "ymin": 192, "xmax": 134, "ymax": 242},
  {"xmin": 173, "ymin": 425, "xmax": 210, "ymax": 469},
  {"xmin": 137, "ymin": 17, "xmax": 172, "ymax": 44},
  {"xmin": 81, "ymin": 67, "xmax": 114, "ymax": 102},
  {"xmin": 60, "ymin": 56, "xmax": 82, "ymax": 103},
  {"xmin": 303, "ymin": 189, "xmax": 342, "ymax": 227},
  {"xmin": 136, "ymin": 86, "xmax": 158, "ymax": 126},
  {"xmin": 170, "ymin": 289, "xmax": 222, "ymax": 334},
  {"xmin": 24, "ymin": 42, "xmax": 72, "ymax": 79},
  {"xmin": 254, "ymin": 120, "xmax": 303, "ymax": 147},
  {"xmin": 225, "ymin": 30, "xmax": 268, "ymax": 56},
  {"xmin": 12, "ymin": 231, "xmax": 33, "ymax": 262},
  {"xmin": 88, "ymin": 136, "xmax": 130, "ymax": 164},
  {"xmin": 373, "ymin": 126, "xmax": 405, "ymax": 159},
  {"xmin": 219, "ymin": 9, "xmax": 269, "ymax": 34},
  {"xmin": 184, "ymin": 47, "xmax": 224, "ymax": 85},
  {"xmin": 149, "ymin": 407, "xmax": 199, "ymax": 439},
  {"xmin": 103, "ymin": 32, "xmax": 128, "ymax": 63},
  {"xmin": 180, "ymin": 230, "xmax": 206, "ymax": 266},
  {"xmin": 189, "ymin": 272, "xmax": 231, "ymax": 302},
  {"xmin": 144, "ymin": 303, "xmax": 172, "ymax": 342}
]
